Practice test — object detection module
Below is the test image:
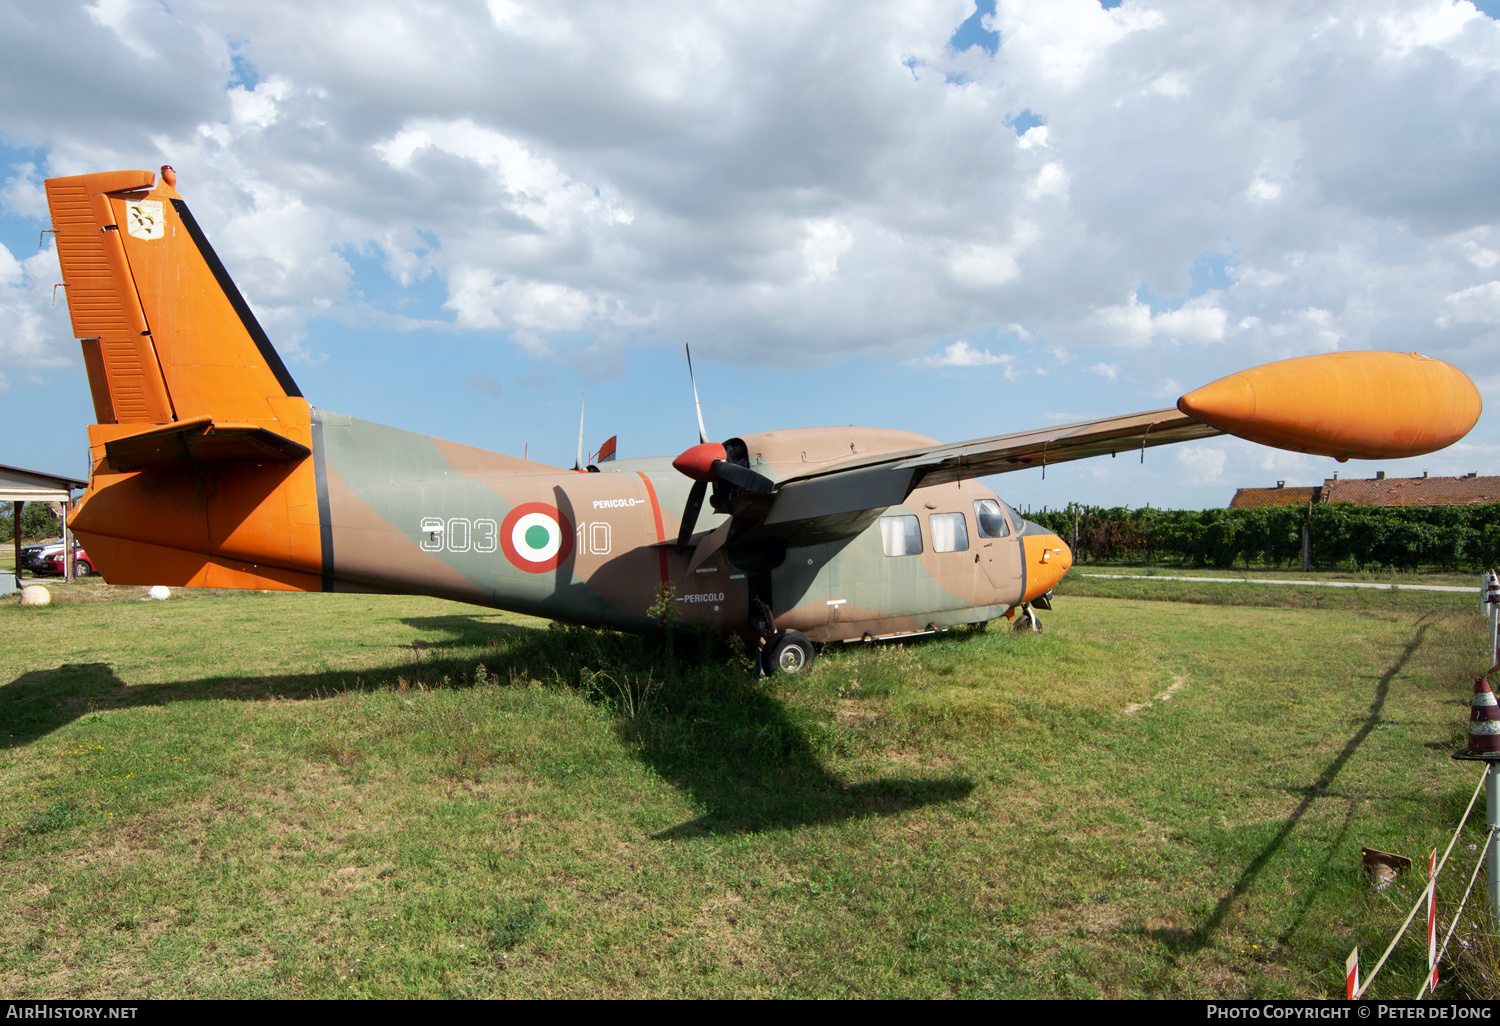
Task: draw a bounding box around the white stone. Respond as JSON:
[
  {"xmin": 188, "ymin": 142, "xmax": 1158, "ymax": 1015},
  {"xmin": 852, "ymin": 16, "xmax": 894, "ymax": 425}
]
[
  {"xmin": 20, "ymin": 586, "xmax": 51, "ymax": 607},
  {"xmin": 147, "ymin": 586, "xmax": 171, "ymax": 601}
]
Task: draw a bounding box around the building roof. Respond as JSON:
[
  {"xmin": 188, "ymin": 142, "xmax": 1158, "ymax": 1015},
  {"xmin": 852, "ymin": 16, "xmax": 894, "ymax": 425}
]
[
  {"xmin": 1228, "ymin": 473, "xmax": 1500, "ymax": 509},
  {"xmin": 1322, "ymin": 474, "xmax": 1500, "ymax": 507},
  {"xmin": 0, "ymin": 463, "xmax": 88, "ymax": 503},
  {"xmin": 1229, "ymin": 485, "xmax": 1322, "ymax": 509}
]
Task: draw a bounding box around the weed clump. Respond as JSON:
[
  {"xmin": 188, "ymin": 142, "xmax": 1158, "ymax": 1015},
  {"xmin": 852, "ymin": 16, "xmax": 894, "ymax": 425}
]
[{"xmin": 18, "ymin": 800, "xmax": 82, "ymax": 835}]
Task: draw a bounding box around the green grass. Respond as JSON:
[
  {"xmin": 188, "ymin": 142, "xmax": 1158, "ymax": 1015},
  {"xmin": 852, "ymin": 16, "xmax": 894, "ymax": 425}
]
[{"xmin": 0, "ymin": 579, "xmax": 1494, "ymax": 998}]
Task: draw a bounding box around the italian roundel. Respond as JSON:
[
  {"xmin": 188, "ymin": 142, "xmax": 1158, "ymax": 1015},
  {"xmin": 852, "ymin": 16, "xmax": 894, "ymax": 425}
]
[{"xmin": 500, "ymin": 502, "xmax": 575, "ymax": 573}]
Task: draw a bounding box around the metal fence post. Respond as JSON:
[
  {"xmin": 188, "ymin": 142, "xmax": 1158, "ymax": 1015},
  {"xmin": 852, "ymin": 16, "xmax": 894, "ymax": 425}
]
[
  {"xmin": 1486, "ymin": 571, "xmax": 1500, "ymax": 668},
  {"xmin": 1488, "ymin": 765, "xmax": 1500, "ymax": 925}
]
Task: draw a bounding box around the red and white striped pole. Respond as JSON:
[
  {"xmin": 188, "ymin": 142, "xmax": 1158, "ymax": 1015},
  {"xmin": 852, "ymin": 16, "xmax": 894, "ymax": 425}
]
[
  {"xmin": 1428, "ymin": 849, "xmax": 1438, "ymax": 993},
  {"xmin": 1346, "ymin": 947, "xmax": 1359, "ymax": 1000}
]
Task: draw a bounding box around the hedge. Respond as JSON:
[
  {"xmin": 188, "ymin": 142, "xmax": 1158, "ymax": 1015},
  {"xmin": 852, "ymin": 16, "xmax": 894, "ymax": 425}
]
[{"xmin": 1025, "ymin": 502, "xmax": 1500, "ymax": 571}]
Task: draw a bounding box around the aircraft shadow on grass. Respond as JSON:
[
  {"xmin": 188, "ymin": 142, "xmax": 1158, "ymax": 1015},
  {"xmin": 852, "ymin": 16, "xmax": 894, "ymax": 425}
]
[
  {"xmin": 1138, "ymin": 616, "xmax": 1436, "ymax": 956},
  {"xmin": 0, "ymin": 615, "xmax": 973, "ymax": 838}
]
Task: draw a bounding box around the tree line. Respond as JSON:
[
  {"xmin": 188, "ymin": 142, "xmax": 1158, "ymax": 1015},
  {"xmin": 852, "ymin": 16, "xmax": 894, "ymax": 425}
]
[
  {"xmin": 1025, "ymin": 502, "xmax": 1500, "ymax": 571},
  {"xmin": 0, "ymin": 503, "xmax": 64, "ymax": 544}
]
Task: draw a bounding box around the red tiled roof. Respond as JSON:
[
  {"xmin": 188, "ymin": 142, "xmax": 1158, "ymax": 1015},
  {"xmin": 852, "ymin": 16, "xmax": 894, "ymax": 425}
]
[
  {"xmin": 1322, "ymin": 475, "xmax": 1500, "ymax": 506},
  {"xmin": 1229, "ymin": 486, "xmax": 1322, "ymax": 510}
]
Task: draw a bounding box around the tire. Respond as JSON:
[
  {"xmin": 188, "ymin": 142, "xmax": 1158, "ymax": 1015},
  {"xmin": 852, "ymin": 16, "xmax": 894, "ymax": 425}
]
[
  {"xmin": 73, "ymin": 562, "xmax": 92, "ymax": 578},
  {"xmin": 1012, "ymin": 608, "xmax": 1041, "ymax": 633},
  {"xmin": 761, "ymin": 629, "xmax": 815, "ymax": 676}
]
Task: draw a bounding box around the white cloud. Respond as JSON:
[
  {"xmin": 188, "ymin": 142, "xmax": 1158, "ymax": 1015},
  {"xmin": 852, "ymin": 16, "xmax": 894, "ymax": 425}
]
[
  {"xmin": 1152, "ymin": 296, "xmax": 1228, "ymax": 343},
  {"xmin": 1176, "ymin": 444, "xmax": 1227, "ymax": 484},
  {"xmin": 918, "ymin": 340, "xmax": 1013, "ymax": 368},
  {"xmin": 0, "ymin": 245, "xmax": 73, "ymax": 368},
  {"xmin": 0, "ymin": 164, "xmax": 47, "ymax": 220},
  {"xmin": 1088, "ymin": 293, "xmax": 1153, "ymax": 347},
  {"xmin": 446, "ymin": 271, "xmax": 598, "ymax": 332},
  {"xmin": 1027, "ymin": 161, "xmax": 1069, "ymax": 200},
  {"xmin": 86, "ymin": 0, "xmax": 159, "ymax": 59},
  {"xmin": 0, "ymin": 0, "xmax": 1497, "ymax": 416},
  {"xmin": 1085, "ymin": 362, "xmax": 1118, "ymax": 380},
  {"xmin": 802, "ymin": 219, "xmax": 853, "ymax": 282},
  {"xmin": 0, "ymin": 244, "xmax": 21, "ymax": 288},
  {"xmin": 1442, "ymin": 281, "xmax": 1500, "ymax": 324},
  {"xmin": 1016, "ymin": 125, "xmax": 1049, "ymax": 150},
  {"xmin": 1465, "ymin": 241, "xmax": 1500, "ymax": 270},
  {"xmin": 1268, "ymin": 307, "xmax": 1344, "ymax": 350},
  {"xmin": 1246, "ymin": 176, "xmax": 1281, "ymax": 203}
]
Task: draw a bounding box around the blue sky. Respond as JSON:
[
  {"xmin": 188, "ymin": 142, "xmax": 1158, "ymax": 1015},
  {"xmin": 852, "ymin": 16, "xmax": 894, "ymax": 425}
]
[{"xmin": 1, "ymin": 0, "xmax": 1498, "ymax": 511}]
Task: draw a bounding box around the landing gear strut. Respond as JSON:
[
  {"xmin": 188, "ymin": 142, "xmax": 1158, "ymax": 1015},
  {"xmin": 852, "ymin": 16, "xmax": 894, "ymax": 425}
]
[
  {"xmin": 1013, "ymin": 603, "xmax": 1042, "ymax": 633},
  {"xmin": 750, "ymin": 596, "xmax": 816, "ymax": 676}
]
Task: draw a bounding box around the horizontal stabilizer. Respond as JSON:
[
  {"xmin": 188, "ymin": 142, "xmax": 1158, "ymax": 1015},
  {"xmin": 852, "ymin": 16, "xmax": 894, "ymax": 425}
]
[{"xmin": 103, "ymin": 415, "xmax": 312, "ymax": 472}]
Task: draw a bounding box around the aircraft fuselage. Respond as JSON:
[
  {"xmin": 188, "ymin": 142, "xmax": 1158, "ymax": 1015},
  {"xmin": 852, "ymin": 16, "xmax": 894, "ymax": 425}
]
[{"xmin": 71, "ymin": 408, "xmax": 1072, "ymax": 645}]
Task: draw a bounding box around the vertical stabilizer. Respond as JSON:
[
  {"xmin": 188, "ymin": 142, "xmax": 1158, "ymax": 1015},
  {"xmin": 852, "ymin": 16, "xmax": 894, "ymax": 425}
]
[
  {"xmin": 46, "ymin": 167, "xmax": 322, "ymax": 591},
  {"xmin": 46, "ymin": 166, "xmax": 304, "ymax": 428}
]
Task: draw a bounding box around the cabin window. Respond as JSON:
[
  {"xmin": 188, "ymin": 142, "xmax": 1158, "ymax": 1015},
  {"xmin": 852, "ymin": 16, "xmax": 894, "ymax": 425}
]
[
  {"xmin": 974, "ymin": 499, "xmax": 1011, "ymax": 538},
  {"xmin": 879, "ymin": 514, "xmax": 923, "ymax": 556},
  {"xmin": 929, "ymin": 512, "xmax": 969, "ymax": 553}
]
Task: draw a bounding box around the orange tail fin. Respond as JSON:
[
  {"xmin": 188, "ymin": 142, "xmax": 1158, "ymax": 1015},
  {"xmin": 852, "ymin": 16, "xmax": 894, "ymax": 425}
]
[{"xmin": 47, "ymin": 167, "xmax": 322, "ymax": 590}]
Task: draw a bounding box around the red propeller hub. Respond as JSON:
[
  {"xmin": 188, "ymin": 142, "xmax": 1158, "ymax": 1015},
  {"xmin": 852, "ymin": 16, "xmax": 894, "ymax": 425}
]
[{"xmin": 672, "ymin": 442, "xmax": 726, "ymax": 482}]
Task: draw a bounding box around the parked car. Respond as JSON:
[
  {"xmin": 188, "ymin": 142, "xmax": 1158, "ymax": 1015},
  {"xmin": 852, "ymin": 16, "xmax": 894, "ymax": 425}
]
[
  {"xmin": 37, "ymin": 547, "xmax": 94, "ymax": 577},
  {"xmin": 19, "ymin": 542, "xmax": 65, "ymax": 573}
]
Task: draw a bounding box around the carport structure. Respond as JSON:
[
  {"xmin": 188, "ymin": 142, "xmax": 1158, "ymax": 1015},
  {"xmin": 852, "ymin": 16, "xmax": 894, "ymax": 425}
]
[{"xmin": 2, "ymin": 464, "xmax": 88, "ymax": 584}]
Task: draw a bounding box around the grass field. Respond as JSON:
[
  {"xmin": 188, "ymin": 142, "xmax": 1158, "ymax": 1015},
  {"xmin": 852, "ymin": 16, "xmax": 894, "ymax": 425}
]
[{"xmin": 2, "ymin": 574, "xmax": 1496, "ymax": 998}]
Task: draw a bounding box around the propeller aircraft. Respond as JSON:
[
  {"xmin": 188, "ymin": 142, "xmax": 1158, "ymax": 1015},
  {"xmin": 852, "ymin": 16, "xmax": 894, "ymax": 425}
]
[{"xmin": 41, "ymin": 167, "xmax": 1484, "ymax": 675}]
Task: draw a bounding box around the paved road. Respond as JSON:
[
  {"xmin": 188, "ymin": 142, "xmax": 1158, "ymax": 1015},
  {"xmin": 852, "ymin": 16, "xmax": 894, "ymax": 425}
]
[{"xmin": 1080, "ymin": 573, "xmax": 1476, "ymax": 594}]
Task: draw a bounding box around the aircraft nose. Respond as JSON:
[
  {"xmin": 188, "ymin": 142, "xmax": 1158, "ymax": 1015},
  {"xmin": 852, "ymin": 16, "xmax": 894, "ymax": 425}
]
[{"xmin": 1022, "ymin": 532, "xmax": 1072, "ymax": 602}]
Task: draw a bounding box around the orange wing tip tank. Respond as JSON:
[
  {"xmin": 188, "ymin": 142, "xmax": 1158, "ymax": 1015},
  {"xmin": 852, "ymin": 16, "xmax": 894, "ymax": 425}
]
[{"xmin": 1177, "ymin": 351, "xmax": 1482, "ymax": 461}]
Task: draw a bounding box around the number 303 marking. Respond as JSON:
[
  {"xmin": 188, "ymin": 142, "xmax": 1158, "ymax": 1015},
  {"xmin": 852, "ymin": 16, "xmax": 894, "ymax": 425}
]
[{"xmin": 419, "ymin": 518, "xmax": 497, "ymax": 553}]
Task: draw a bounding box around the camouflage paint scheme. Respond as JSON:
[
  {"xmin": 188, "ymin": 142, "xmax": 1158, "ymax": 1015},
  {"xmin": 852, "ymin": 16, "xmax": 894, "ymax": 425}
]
[
  {"xmin": 311, "ymin": 409, "xmax": 1061, "ymax": 642},
  {"xmin": 43, "ymin": 167, "xmax": 1480, "ymax": 661}
]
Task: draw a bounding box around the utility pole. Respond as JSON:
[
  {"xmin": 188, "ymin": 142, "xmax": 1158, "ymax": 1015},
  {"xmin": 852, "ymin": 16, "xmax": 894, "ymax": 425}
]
[{"xmin": 1301, "ymin": 499, "xmax": 1312, "ymax": 572}]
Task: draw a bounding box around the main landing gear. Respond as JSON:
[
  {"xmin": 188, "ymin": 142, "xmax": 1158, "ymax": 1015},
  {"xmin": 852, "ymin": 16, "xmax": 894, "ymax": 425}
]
[
  {"xmin": 761, "ymin": 629, "xmax": 815, "ymax": 676},
  {"xmin": 751, "ymin": 595, "xmax": 816, "ymax": 676}
]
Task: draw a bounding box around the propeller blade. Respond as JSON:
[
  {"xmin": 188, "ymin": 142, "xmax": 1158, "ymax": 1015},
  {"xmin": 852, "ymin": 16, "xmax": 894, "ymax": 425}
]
[
  {"xmin": 686, "ymin": 518, "xmax": 732, "ymax": 574},
  {"xmin": 574, "ymin": 392, "xmax": 586, "ymax": 471},
  {"xmin": 686, "ymin": 344, "xmax": 707, "ymax": 445},
  {"xmin": 712, "ymin": 460, "xmax": 774, "ymax": 493},
  {"xmin": 677, "ymin": 479, "xmax": 708, "ymax": 553}
]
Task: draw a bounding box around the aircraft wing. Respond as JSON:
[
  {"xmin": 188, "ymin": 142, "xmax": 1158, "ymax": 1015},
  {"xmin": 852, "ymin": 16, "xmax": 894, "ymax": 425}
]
[
  {"xmin": 750, "ymin": 409, "xmax": 1217, "ymax": 543},
  {"xmin": 706, "ymin": 351, "xmax": 1480, "ymax": 552}
]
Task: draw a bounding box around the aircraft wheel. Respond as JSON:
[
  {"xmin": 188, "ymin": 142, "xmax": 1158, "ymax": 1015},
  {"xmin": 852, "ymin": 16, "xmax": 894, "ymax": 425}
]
[{"xmin": 762, "ymin": 630, "xmax": 815, "ymax": 676}]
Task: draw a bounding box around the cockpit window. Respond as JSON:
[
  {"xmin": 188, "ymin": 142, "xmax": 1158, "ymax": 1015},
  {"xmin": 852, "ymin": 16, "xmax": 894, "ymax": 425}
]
[
  {"xmin": 879, "ymin": 514, "xmax": 923, "ymax": 556},
  {"xmin": 974, "ymin": 499, "xmax": 1011, "ymax": 538},
  {"xmin": 929, "ymin": 512, "xmax": 969, "ymax": 553}
]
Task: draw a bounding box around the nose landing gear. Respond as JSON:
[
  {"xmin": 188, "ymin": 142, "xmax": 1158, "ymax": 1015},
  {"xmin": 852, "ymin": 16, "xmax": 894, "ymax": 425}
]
[{"xmin": 1012, "ymin": 602, "xmax": 1042, "ymax": 633}]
